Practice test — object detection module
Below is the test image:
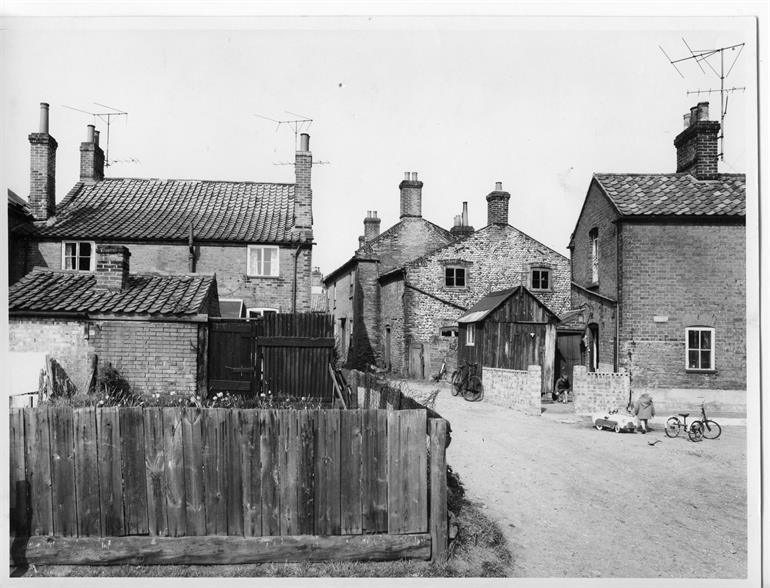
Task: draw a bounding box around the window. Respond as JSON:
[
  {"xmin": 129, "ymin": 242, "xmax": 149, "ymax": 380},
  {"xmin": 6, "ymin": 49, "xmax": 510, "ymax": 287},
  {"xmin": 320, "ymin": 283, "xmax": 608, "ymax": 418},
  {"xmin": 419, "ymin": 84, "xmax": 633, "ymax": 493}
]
[
  {"xmin": 247, "ymin": 245, "xmax": 279, "ymax": 277},
  {"xmin": 247, "ymin": 307, "xmax": 278, "ymax": 319},
  {"xmin": 445, "ymin": 267, "xmax": 466, "ymax": 288},
  {"xmin": 62, "ymin": 241, "xmax": 95, "ymax": 271},
  {"xmin": 686, "ymin": 327, "xmax": 715, "ymax": 371},
  {"xmin": 589, "ymin": 228, "xmax": 599, "ymax": 284},
  {"xmin": 440, "ymin": 326, "xmax": 458, "ymax": 337},
  {"xmin": 219, "ymin": 298, "xmax": 244, "ymax": 318},
  {"xmin": 531, "ymin": 268, "xmax": 551, "ymax": 291},
  {"xmin": 466, "ymin": 325, "xmax": 475, "ymax": 346}
]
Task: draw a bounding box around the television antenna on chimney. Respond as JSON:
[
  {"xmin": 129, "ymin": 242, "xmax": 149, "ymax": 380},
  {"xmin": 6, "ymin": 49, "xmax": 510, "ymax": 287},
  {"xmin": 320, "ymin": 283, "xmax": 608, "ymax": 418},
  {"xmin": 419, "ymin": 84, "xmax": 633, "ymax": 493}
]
[
  {"xmin": 659, "ymin": 39, "xmax": 745, "ymax": 160},
  {"xmin": 255, "ymin": 110, "xmax": 330, "ymax": 166},
  {"xmin": 62, "ymin": 103, "xmax": 128, "ymax": 166}
]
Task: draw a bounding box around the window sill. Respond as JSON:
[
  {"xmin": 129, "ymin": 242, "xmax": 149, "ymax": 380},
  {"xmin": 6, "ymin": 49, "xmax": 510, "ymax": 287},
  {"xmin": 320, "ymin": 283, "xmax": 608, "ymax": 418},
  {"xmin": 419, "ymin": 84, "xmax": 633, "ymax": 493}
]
[
  {"xmin": 245, "ymin": 274, "xmax": 281, "ymax": 280},
  {"xmin": 530, "ymin": 288, "xmax": 553, "ymax": 293},
  {"xmin": 686, "ymin": 369, "xmax": 717, "ymax": 375},
  {"xmin": 444, "ymin": 286, "xmax": 469, "ymax": 290}
]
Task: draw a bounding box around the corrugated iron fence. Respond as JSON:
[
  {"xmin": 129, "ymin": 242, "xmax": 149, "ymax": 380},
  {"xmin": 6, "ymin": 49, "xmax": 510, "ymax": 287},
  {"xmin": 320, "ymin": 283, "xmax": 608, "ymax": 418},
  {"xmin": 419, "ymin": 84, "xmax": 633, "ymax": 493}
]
[
  {"xmin": 9, "ymin": 406, "xmax": 448, "ymax": 565},
  {"xmin": 207, "ymin": 313, "xmax": 335, "ymax": 400}
]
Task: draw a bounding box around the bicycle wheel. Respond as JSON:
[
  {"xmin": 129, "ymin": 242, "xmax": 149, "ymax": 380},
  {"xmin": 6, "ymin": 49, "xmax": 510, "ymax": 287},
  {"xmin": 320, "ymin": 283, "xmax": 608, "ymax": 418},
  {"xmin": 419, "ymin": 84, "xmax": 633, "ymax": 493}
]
[
  {"xmin": 700, "ymin": 419, "xmax": 722, "ymax": 440},
  {"xmin": 688, "ymin": 421, "xmax": 703, "ymax": 442},
  {"xmin": 450, "ymin": 370, "xmax": 462, "ymax": 396},
  {"xmin": 463, "ymin": 376, "xmax": 484, "ymax": 402},
  {"xmin": 664, "ymin": 417, "xmax": 681, "ymax": 438}
]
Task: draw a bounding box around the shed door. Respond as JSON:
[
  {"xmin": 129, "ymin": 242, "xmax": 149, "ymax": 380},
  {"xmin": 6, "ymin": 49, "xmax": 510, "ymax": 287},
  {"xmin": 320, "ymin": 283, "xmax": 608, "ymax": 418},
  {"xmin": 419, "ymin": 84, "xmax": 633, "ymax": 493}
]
[{"xmin": 408, "ymin": 342, "xmax": 424, "ymax": 379}]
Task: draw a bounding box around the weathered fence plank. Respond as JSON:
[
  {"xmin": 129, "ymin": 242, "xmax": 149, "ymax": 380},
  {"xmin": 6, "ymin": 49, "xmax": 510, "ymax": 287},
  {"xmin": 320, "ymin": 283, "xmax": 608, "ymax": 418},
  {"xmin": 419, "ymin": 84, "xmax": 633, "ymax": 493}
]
[
  {"xmin": 340, "ymin": 410, "xmax": 363, "ymax": 534},
  {"xmin": 226, "ymin": 409, "xmax": 243, "ymax": 536},
  {"xmin": 182, "ymin": 407, "xmax": 205, "ymax": 535},
  {"xmin": 97, "ymin": 407, "xmax": 123, "ymax": 536},
  {"xmin": 10, "ymin": 409, "xmax": 27, "ymax": 537},
  {"xmin": 239, "ymin": 409, "xmax": 261, "ymax": 536},
  {"xmin": 429, "ymin": 418, "xmax": 448, "ymax": 563},
  {"xmin": 362, "ymin": 409, "xmax": 388, "ymax": 533},
  {"xmin": 24, "ymin": 407, "xmax": 53, "ymax": 536},
  {"xmin": 73, "ymin": 408, "xmax": 100, "ymax": 537},
  {"xmin": 315, "ymin": 409, "xmax": 341, "ymax": 535},
  {"xmin": 279, "ymin": 410, "xmax": 300, "ymax": 535},
  {"xmin": 162, "ymin": 407, "xmax": 186, "ymax": 536},
  {"xmin": 120, "ymin": 407, "xmax": 148, "ymax": 535},
  {"xmin": 388, "ymin": 410, "xmax": 427, "ymax": 534},
  {"xmin": 50, "ymin": 407, "xmax": 77, "ymax": 536},
  {"xmin": 16, "ymin": 533, "xmax": 432, "ymax": 565},
  {"xmin": 202, "ymin": 408, "xmax": 227, "ymax": 535},
  {"xmin": 259, "ymin": 409, "xmax": 280, "ymax": 535},
  {"xmin": 296, "ymin": 410, "xmax": 315, "ymax": 534},
  {"xmin": 143, "ymin": 407, "xmax": 167, "ymax": 537}
]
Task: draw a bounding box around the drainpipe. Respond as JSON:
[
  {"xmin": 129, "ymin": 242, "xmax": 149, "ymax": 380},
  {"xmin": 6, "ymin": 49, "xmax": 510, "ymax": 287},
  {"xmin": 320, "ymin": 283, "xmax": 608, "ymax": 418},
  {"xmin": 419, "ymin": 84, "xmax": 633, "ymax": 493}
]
[{"xmin": 292, "ymin": 244, "xmax": 302, "ymax": 313}]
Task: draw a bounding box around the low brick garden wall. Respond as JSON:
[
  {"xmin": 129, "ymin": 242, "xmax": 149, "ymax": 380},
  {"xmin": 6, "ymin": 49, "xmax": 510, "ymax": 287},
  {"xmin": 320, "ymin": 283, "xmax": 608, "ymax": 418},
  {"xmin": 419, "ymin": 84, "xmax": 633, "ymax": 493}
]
[
  {"xmin": 572, "ymin": 366, "xmax": 631, "ymax": 416},
  {"xmin": 482, "ymin": 366, "xmax": 541, "ymax": 416}
]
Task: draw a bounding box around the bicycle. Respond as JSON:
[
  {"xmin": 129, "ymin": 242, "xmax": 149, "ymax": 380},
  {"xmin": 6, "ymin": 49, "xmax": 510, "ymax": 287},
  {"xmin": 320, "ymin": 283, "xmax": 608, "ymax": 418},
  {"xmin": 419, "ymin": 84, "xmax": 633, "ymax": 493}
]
[
  {"xmin": 664, "ymin": 411, "xmax": 704, "ymax": 442},
  {"xmin": 690, "ymin": 400, "xmax": 722, "ymax": 440},
  {"xmin": 450, "ymin": 361, "xmax": 483, "ymax": 402}
]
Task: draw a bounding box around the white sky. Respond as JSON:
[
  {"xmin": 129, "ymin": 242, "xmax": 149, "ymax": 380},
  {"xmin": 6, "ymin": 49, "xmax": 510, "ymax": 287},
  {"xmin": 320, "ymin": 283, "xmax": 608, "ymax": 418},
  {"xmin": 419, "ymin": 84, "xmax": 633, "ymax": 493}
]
[{"xmin": 0, "ymin": 11, "xmax": 757, "ymax": 277}]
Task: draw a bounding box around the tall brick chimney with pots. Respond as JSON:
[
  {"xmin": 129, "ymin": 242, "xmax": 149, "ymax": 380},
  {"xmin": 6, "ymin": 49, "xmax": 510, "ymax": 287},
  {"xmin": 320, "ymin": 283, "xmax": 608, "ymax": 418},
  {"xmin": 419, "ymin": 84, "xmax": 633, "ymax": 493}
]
[
  {"xmin": 94, "ymin": 245, "xmax": 131, "ymax": 291},
  {"xmin": 399, "ymin": 171, "xmax": 423, "ymax": 218},
  {"xmin": 293, "ymin": 133, "xmax": 313, "ymax": 239},
  {"xmin": 28, "ymin": 102, "xmax": 58, "ymax": 220},
  {"xmin": 674, "ymin": 101, "xmax": 720, "ymax": 180},
  {"xmin": 486, "ymin": 181, "xmax": 510, "ymax": 226},
  {"xmin": 364, "ymin": 210, "xmax": 381, "ymax": 241},
  {"xmin": 80, "ymin": 124, "xmax": 105, "ymax": 183},
  {"xmin": 450, "ymin": 201, "xmax": 474, "ymax": 238}
]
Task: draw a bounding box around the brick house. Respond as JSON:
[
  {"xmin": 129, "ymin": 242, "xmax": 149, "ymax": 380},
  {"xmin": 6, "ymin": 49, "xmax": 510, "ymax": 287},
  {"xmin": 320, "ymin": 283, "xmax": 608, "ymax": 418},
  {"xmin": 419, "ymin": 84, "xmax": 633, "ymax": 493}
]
[
  {"xmin": 323, "ymin": 172, "xmax": 457, "ymax": 368},
  {"xmin": 379, "ymin": 181, "xmax": 570, "ymax": 379},
  {"xmin": 568, "ymin": 102, "xmax": 746, "ymax": 408},
  {"xmin": 8, "ymin": 245, "xmax": 220, "ymax": 397},
  {"xmin": 14, "ymin": 102, "xmax": 314, "ymax": 317}
]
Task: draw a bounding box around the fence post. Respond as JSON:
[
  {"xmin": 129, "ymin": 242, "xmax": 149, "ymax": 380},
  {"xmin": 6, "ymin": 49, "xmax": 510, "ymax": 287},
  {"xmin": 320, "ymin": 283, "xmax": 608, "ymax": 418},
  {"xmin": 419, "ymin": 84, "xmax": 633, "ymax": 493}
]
[{"xmin": 429, "ymin": 418, "xmax": 448, "ymax": 563}]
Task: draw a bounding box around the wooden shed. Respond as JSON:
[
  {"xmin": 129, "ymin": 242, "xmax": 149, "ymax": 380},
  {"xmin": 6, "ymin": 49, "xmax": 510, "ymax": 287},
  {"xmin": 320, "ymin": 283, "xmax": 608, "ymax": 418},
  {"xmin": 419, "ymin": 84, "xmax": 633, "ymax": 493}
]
[{"xmin": 456, "ymin": 286, "xmax": 560, "ymax": 397}]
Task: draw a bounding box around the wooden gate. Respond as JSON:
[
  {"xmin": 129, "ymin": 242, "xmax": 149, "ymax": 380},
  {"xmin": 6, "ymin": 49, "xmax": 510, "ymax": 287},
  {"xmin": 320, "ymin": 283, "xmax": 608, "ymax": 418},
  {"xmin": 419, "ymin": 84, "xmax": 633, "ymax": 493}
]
[{"xmin": 208, "ymin": 314, "xmax": 334, "ymax": 400}]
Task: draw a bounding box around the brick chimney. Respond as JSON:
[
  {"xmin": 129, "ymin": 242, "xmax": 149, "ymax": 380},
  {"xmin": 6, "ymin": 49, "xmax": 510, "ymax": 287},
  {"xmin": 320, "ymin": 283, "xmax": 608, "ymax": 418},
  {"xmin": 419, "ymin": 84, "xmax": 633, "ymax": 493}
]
[
  {"xmin": 450, "ymin": 201, "xmax": 474, "ymax": 238},
  {"xmin": 364, "ymin": 210, "xmax": 381, "ymax": 241},
  {"xmin": 80, "ymin": 124, "xmax": 105, "ymax": 183},
  {"xmin": 674, "ymin": 102, "xmax": 720, "ymax": 180},
  {"xmin": 399, "ymin": 171, "xmax": 423, "ymax": 218},
  {"xmin": 94, "ymin": 245, "xmax": 130, "ymax": 291},
  {"xmin": 486, "ymin": 181, "xmax": 510, "ymax": 226},
  {"xmin": 28, "ymin": 102, "xmax": 58, "ymax": 220},
  {"xmin": 293, "ymin": 133, "xmax": 313, "ymax": 238},
  {"xmin": 358, "ymin": 235, "xmax": 365, "ymax": 248}
]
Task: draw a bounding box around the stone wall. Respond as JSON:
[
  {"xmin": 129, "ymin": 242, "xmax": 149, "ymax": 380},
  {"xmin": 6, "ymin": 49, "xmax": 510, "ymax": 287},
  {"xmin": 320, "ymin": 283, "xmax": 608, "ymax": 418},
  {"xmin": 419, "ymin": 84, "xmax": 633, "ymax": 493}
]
[
  {"xmin": 572, "ymin": 365, "xmax": 630, "ymax": 416},
  {"xmin": 482, "ymin": 365, "xmax": 541, "ymax": 416}
]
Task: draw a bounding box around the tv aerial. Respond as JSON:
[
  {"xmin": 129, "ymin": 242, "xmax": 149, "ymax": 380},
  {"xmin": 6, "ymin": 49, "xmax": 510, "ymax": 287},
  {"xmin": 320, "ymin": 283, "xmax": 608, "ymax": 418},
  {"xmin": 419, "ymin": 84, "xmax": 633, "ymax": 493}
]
[
  {"xmin": 254, "ymin": 110, "xmax": 330, "ymax": 167},
  {"xmin": 62, "ymin": 103, "xmax": 129, "ymax": 166},
  {"xmin": 660, "ymin": 39, "xmax": 745, "ymax": 161}
]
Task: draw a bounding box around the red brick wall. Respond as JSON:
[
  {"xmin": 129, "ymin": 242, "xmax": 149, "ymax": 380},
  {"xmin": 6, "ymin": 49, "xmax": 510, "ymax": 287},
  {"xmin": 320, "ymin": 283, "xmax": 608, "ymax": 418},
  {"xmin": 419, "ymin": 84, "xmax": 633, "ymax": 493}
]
[
  {"xmin": 30, "ymin": 240, "xmax": 312, "ymax": 313},
  {"xmin": 618, "ymin": 222, "xmax": 745, "ymax": 390}
]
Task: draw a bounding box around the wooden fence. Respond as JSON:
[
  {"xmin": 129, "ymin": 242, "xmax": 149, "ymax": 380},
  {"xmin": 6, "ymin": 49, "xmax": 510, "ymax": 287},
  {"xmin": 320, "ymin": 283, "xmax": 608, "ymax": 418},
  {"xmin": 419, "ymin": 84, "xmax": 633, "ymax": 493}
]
[
  {"xmin": 208, "ymin": 313, "xmax": 335, "ymax": 401},
  {"xmin": 9, "ymin": 406, "xmax": 447, "ymax": 565}
]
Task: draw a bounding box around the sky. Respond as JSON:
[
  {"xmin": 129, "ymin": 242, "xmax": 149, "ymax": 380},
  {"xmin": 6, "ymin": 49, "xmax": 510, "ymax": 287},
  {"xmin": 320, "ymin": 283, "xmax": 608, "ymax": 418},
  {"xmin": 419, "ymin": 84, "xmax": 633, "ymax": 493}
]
[{"xmin": 0, "ymin": 10, "xmax": 757, "ymax": 277}]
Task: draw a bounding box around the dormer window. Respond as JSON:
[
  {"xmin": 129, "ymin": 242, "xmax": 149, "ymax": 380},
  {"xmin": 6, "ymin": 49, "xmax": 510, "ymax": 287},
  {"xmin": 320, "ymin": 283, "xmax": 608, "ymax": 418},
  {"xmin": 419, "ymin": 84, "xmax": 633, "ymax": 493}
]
[{"xmin": 62, "ymin": 241, "xmax": 95, "ymax": 271}]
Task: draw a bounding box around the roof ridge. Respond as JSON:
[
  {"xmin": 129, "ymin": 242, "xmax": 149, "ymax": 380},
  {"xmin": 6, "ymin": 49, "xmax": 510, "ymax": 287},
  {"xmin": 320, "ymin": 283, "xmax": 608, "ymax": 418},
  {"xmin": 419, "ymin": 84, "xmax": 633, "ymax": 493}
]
[{"xmin": 99, "ymin": 177, "xmax": 295, "ymax": 186}]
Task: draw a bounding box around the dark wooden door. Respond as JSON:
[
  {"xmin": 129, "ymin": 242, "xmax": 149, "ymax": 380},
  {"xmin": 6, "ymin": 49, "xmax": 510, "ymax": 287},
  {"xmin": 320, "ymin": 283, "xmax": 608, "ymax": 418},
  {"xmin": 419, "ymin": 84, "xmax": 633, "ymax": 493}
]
[{"xmin": 207, "ymin": 320, "xmax": 257, "ymax": 395}]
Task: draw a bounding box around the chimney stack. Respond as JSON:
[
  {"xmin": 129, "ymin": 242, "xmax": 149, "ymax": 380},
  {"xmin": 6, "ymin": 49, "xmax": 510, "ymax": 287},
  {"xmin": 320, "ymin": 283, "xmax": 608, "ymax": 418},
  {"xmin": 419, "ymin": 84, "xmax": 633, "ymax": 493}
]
[
  {"xmin": 358, "ymin": 235, "xmax": 365, "ymax": 248},
  {"xmin": 450, "ymin": 201, "xmax": 475, "ymax": 238},
  {"xmin": 486, "ymin": 181, "xmax": 510, "ymax": 226},
  {"xmin": 674, "ymin": 101, "xmax": 720, "ymax": 180},
  {"xmin": 28, "ymin": 102, "xmax": 58, "ymax": 220},
  {"xmin": 293, "ymin": 132, "xmax": 313, "ymax": 239},
  {"xmin": 399, "ymin": 171, "xmax": 423, "ymax": 218},
  {"xmin": 364, "ymin": 210, "xmax": 381, "ymax": 241},
  {"xmin": 95, "ymin": 245, "xmax": 131, "ymax": 291},
  {"xmin": 80, "ymin": 124, "xmax": 105, "ymax": 183}
]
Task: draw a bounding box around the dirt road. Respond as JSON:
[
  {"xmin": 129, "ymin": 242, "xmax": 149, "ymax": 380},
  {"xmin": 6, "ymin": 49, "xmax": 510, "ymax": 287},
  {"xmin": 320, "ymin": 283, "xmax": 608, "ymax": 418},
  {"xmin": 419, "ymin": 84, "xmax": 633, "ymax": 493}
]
[{"xmin": 431, "ymin": 387, "xmax": 747, "ymax": 578}]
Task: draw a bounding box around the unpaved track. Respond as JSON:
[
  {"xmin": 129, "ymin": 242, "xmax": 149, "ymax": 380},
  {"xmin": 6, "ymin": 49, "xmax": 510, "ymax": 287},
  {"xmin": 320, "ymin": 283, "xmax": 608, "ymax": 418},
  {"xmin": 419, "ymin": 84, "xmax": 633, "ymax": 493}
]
[{"xmin": 433, "ymin": 388, "xmax": 747, "ymax": 578}]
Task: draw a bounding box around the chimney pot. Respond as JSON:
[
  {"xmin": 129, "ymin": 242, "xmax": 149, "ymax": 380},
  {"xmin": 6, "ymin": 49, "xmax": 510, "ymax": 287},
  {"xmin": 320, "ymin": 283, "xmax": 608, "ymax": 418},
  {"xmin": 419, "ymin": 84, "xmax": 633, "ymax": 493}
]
[
  {"xmin": 411, "ymin": 172, "xmax": 418, "ymax": 181},
  {"xmin": 454, "ymin": 215, "xmax": 461, "ymax": 227},
  {"xmin": 299, "ymin": 133, "xmax": 310, "ymax": 152},
  {"xmin": 495, "ymin": 181, "xmax": 503, "ymax": 191},
  {"xmin": 683, "ymin": 114, "xmax": 691, "ymax": 129},
  {"xmin": 404, "ymin": 172, "xmax": 410, "ymax": 181},
  {"xmin": 39, "ymin": 102, "xmax": 50, "ymax": 134},
  {"xmin": 462, "ymin": 201, "xmax": 469, "ymax": 226},
  {"xmin": 86, "ymin": 124, "xmax": 95, "ymax": 143},
  {"xmin": 697, "ymin": 102, "xmax": 709, "ymax": 121}
]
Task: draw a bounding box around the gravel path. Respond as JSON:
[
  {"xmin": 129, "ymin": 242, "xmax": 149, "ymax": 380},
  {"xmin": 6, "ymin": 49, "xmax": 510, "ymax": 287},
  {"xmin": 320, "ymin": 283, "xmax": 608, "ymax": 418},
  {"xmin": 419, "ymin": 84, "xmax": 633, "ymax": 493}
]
[{"xmin": 432, "ymin": 388, "xmax": 747, "ymax": 578}]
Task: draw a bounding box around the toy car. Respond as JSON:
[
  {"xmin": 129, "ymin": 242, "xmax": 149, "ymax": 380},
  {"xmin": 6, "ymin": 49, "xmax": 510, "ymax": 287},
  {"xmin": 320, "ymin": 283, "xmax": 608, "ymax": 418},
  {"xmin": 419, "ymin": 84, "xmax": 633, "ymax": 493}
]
[{"xmin": 592, "ymin": 410, "xmax": 636, "ymax": 433}]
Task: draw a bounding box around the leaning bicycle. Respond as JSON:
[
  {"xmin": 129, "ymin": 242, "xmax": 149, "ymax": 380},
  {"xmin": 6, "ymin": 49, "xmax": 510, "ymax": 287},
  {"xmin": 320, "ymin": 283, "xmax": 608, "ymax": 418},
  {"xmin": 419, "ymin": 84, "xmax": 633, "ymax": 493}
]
[
  {"xmin": 450, "ymin": 361, "xmax": 484, "ymax": 402},
  {"xmin": 690, "ymin": 400, "xmax": 722, "ymax": 440}
]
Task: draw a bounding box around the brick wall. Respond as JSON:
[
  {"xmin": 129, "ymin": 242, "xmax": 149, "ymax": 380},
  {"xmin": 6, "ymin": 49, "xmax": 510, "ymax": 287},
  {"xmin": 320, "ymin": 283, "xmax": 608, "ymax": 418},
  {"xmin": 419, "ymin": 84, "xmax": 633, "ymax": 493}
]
[
  {"xmin": 618, "ymin": 222, "xmax": 745, "ymax": 390},
  {"xmin": 482, "ymin": 365, "xmax": 541, "ymax": 416},
  {"xmin": 570, "ymin": 287, "xmax": 617, "ymax": 372},
  {"xmin": 29, "ymin": 240, "xmax": 312, "ymax": 312},
  {"xmin": 572, "ymin": 366, "xmax": 630, "ymax": 415},
  {"xmin": 28, "ymin": 133, "xmax": 57, "ymax": 220}
]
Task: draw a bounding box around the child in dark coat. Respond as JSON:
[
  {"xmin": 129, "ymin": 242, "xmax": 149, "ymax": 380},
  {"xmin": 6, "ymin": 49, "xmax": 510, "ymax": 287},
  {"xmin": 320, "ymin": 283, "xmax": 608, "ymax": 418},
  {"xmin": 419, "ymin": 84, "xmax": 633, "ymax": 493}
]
[{"xmin": 633, "ymin": 393, "xmax": 655, "ymax": 433}]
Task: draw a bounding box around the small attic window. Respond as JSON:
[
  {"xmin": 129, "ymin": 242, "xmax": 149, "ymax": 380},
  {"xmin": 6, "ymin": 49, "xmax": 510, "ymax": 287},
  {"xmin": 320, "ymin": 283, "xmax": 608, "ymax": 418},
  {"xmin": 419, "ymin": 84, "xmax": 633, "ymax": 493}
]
[
  {"xmin": 531, "ymin": 268, "xmax": 551, "ymax": 291},
  {"xmin": 445, "ymin": 267, "xmax": 466, "ymax": 288},
  {"xmin": 62, "ymin": 241, "xmax": 95, "ymax": 271}
]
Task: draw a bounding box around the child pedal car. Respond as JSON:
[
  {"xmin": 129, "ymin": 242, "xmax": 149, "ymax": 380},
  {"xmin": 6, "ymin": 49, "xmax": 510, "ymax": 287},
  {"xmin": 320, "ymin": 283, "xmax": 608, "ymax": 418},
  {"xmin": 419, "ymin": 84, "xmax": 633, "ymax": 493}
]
[{"xmin": 592, "ymin": 407, "xmax": 637, "ymax": 433}]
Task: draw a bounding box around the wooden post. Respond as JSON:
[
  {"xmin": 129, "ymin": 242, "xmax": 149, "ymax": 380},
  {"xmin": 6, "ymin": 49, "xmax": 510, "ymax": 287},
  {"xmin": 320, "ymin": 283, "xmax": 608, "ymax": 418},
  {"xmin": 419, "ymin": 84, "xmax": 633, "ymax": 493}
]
[{"xmin": 429, "ymin": 418, "xmax": 448, "ymax": 563}]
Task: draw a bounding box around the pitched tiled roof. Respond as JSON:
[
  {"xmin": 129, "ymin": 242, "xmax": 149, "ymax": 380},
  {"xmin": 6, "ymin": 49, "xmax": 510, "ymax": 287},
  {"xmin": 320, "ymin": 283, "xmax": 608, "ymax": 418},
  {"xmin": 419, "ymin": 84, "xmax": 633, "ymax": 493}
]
[
  {"xmin": 9, "ymin": 268, "xmax": 216, "ymax": 316},
  {"xmin": 594, "ymin": 173, "xmax": 745, "ymax": 216},
  {"xmin": 34, "ymin": 178, "xmax": 302, "ymax": 243}
]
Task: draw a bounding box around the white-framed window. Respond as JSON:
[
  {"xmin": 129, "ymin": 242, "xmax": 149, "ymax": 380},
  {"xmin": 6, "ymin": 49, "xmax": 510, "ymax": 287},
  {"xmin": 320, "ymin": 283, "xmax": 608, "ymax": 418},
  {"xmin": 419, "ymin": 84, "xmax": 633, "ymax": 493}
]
[
  {"xmin": 62, "ymin": 241, "xmax": 95, "ymax": 271},
  {"xmin": 247, "ymin": 307, "xmax": 278, "ymax": 319},
  {"xmin": 590, "ymin": 228, "xmax": 599, "ymax": 284},
  {"xmin": 466, "ymin": 325, "xmax": 475, "ymax": 346},
  {"xmin": 531, "ymin": 268, "xmax": 551, "ymax": 291},
  {"xmin": 247, "ymin": 245, "xmax": 279, "ymax": 277},
  {"xmin": 686, "ymin": 327, "xmax": 715, "ymax": 371},
  {"xmin": 445, "ymin": 266, "xmax": 466, "ymax": 288}
]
